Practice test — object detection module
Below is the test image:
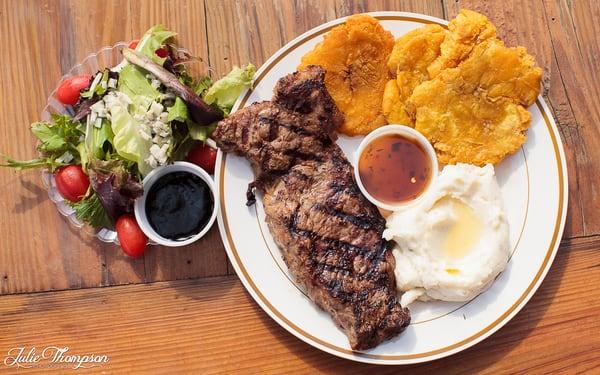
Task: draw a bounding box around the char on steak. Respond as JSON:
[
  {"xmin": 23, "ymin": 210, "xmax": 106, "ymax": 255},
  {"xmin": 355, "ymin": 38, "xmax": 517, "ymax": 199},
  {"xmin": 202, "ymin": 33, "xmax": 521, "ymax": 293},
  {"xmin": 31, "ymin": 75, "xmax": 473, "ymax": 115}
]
[{"xmin": 213, "ymin": 66, "xmax": 410, "ymax": 350}]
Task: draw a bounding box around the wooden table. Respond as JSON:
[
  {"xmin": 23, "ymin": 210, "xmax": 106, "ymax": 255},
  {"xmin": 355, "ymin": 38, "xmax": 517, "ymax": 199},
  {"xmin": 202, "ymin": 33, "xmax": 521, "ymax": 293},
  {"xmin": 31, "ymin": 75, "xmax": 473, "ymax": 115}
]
[{"xmin": 0, "ymin": 0, "xmax": 598, "ymax": 373}]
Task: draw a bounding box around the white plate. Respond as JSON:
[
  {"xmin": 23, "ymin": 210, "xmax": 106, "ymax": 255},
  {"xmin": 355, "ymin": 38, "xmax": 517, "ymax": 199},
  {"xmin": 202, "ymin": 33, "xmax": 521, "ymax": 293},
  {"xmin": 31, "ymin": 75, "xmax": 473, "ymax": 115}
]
[{"xmin": 215, "ymin": 11, "xmax": 568, "ymax": 365}]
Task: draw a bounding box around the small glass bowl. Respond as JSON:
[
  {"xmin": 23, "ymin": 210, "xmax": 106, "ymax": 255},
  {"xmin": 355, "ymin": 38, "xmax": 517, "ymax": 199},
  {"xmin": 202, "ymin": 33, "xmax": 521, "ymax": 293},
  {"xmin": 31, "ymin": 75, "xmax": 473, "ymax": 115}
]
[{"xmin": 40, "ymin": 43, "xmax": 201, "ymax": 246}]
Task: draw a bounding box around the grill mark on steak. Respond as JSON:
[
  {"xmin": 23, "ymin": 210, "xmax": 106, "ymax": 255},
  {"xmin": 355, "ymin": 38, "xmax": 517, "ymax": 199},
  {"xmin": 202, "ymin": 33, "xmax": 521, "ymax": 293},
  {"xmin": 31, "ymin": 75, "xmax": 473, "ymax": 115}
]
[
  {"xmin": 268, "ymin": 120, "xmax": 278, "ymax": 141},
  {"xmin": 279, "ymin": 123, "xmax": 323, "ymax": 138},
  {"xmin": 312, "ymin": 204, "xmax": 379, "ymax": 231},
  {"xmin": 213, "ymin": 65, "xmax": 410, "ymax": 350},
  {"xmin": 241, "ymin": 125, "xmax": 249, "ymax": 144},
  {"xmin": 294, "ymin": 206, "xmax": 382, "ymax": 249},
  {"xmin": 283, "ymin": 149, "xmax": 324, "ymax": 163},
  {"xmin": 291, "ymin": 227, "xmax": 375, "ymax": 257},
  {"xmin": 260, "ymin": 111, "xmax": 322, "ymax": 138}
]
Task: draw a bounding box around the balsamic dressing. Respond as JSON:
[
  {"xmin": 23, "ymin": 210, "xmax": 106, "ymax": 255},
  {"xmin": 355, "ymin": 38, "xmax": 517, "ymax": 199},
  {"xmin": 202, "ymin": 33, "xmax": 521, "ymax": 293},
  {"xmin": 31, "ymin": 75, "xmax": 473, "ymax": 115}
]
[{"xmin": 145, "ymin": 172, "xmax": 214, "ymax": 241}]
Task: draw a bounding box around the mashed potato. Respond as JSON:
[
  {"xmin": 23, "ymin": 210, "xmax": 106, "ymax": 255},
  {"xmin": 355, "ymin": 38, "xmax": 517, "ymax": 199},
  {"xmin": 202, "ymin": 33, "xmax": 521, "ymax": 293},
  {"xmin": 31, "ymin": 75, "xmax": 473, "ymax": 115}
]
[{"xmin": 383, "ymin": 163, "xmax": 509, "ymax": 306}]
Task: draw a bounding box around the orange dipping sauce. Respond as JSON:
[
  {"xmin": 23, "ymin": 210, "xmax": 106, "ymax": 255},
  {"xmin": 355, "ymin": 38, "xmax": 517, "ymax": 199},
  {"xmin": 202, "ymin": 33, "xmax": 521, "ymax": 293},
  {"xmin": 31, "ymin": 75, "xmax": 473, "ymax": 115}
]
[{"xmin": 358, "ymin": 134, "xmax": 432, "ymax": 204}]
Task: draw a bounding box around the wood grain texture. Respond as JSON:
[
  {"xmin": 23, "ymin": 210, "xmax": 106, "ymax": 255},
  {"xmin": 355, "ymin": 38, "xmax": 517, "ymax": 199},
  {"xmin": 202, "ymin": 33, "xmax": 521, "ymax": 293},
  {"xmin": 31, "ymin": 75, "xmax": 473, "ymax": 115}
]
[
  {"xmin": 0, "ymin": 238, "xmax": 598, "ymax": 374},
  {"xmin": 335, "ymin": 0, "xmax": 445, "ymax": 16},
  {"xmin": 0, "ymin": 0, "xmax": 140, "ymax": 295},
  {"xmin": 0, "ymin": 0, "xmax": 599, "ymax": 372},
  {"xmin": 205, "ymin": 0, "xmax": 444, "ymax": 79}
]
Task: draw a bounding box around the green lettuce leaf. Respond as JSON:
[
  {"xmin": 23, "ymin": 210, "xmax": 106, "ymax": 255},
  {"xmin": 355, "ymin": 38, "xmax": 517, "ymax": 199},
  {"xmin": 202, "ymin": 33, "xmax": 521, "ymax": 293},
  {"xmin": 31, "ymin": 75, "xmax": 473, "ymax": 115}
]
[
  {"xmin": 77, "ymin": 142, "xmax": 89, "ymax": 171},
  {"xmin": 91, "ymin": 120, "xmax": 114, "ymax": 160},
  {"xmin": 118, "ymin": 64, "xmax": 160, "ymax": 111},
  {"xmin": 203, "ymin": 64, "xmax": 255, "ymax": 115},
  {"xmin": 170, "ymin": 135, "xmax": 195, "ymax": 161},
  {"xmin": 177, "ymin": 69, "xmax": 196, "ymax": 88},
  {"xmin": 135, "ymin": 25, "xmax": 177, "ymax": 65},
  {"xmin": 167, "ymin": 97, "xmax": 189, "ymax": 123},
  {"xmin": 110, "ymin": 64, "xmax": 162, "ymax": 176},
  {"xmin": 31, "ymin": 122, "xmax": 67, "ymax": 152},
  {"xmin": 109, "ymin": 101, "xmax": 153, "ymax": 176},
  {"xmin": 166, "ymin": 97, "xmax": 214, "ymax": 142}
]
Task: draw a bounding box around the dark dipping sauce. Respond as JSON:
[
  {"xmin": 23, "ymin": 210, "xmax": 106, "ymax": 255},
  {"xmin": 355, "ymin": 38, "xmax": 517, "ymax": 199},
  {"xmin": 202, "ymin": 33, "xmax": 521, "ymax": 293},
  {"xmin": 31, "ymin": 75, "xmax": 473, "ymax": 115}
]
[
  {"xmin": 358, "ymin": 134, "xmax": 432, "ymax": 204},
  {"xmin": 145, "ymin": 171, "xmax": 214, "ymax": 241}
]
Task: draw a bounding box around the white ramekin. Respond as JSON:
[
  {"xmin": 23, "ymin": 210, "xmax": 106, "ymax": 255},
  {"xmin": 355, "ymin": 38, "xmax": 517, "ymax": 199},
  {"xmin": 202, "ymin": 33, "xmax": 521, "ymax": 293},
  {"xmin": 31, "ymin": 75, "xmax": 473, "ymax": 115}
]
[
  {"xmin": 353, "ymin": 125, "xmax": 439, "ymax": 211},
  {"xmin": 134, "ymin": 161, "xmax": 219, "ymax": 247}
]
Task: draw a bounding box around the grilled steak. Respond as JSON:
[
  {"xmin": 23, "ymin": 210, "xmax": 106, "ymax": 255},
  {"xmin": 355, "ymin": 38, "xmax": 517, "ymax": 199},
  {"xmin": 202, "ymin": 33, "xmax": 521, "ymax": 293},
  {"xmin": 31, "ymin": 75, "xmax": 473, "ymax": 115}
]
[{"xmin": 214, "ymin": 66, "xmax": 410, "ymax": 350}]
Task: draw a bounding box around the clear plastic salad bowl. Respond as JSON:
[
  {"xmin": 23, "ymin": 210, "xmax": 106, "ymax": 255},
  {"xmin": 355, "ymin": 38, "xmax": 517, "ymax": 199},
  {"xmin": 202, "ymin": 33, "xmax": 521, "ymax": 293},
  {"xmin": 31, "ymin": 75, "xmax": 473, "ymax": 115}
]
[{"xmin": 41, "ymin": 42, "xmax": 135, "ymax": 245}]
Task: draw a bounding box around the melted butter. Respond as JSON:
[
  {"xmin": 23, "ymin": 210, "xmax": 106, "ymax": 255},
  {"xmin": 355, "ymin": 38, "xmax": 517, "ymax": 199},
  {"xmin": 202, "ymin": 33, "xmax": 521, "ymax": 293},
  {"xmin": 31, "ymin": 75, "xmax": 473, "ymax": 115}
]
[{"xmin": 440, "ymin": 198, "xmax": 483, "ymax": 259}]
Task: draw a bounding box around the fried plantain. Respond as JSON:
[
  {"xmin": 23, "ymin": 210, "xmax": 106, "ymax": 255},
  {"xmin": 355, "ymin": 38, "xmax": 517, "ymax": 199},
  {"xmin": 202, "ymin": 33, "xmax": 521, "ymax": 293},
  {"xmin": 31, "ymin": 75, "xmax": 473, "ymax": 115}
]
[
  {"xmin": 407, "ymin": 39, "xmax": 542, "ymax": 165},
  {"xmin": 298, "ymin": 15, "xmax": 394, "ymax": 136},
  {"xmin": 383, "ymin": 24, "xmax": 446, "ymax": 125},
  {"xmin": 382, "ymin": 79, "xmax": 413, "ymax": 125},
  {"xmin": 427, "ymin": 9, "xmax": 496, "ymax": 78}
]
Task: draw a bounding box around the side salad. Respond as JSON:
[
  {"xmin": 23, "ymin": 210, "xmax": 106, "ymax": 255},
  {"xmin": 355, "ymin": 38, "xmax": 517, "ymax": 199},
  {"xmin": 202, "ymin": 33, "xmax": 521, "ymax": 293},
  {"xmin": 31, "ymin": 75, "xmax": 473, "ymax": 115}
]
[{"xmin": 2, "ymin": 25, "xmax": 254, "ymax": 257}]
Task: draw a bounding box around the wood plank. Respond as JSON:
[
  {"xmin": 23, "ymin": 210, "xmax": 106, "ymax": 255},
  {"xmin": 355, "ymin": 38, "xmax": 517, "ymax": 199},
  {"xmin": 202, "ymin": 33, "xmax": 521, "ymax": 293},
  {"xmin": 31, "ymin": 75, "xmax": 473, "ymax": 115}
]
[
  {"xmin": 0, "ymin": 238, "xmax": 597, "ymax": 374},
  {"xmin": 448, "ymin": 0, "xmax": 598, "ymax": 238},
  {"xmin": 204, "ymin": 0, "xmax": 444, "ymax": 83},
  {"xmin": 560, "ymin": 234, "xmax": 600, "ymax": 251},
  {"xmin": 204, "ymin": 0, "xmax": 336, "ymax": 79},
  {"xmin": 542, "ymin": 0, "xmax": 600, "ymax": 237},
  {"xmin": 0, "ymin": 0, "xmax": 144, "ymax": 295},
  {"xmin": 335, "ymin": 0, "xmax": 445, "ymax": 17}
]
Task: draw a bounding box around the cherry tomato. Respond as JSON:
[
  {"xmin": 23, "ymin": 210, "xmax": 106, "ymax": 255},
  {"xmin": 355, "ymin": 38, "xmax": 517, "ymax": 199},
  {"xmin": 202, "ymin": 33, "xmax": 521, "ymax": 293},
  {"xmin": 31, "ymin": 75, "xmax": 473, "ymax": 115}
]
[
  {"xmin": 56, "ymin": 75, "xmax": 91, "ymax": 106},
  {"xmin": 128, "ymin": 40, "xmax": 139, "ymax": 49},
  {"xmin": 186, "ymin": 143, "xmax": 217, "ymax": 174},
  {"xmin": 116, "ymin": 215, "xmax": 148, "ymax": 258},
  {"xmin": 54, "ymin": 165, "xmax": 90, "ymax": 202},
  {"xmin": 155, "ymin": 47, "xmax": 169, "ymax": 58}
]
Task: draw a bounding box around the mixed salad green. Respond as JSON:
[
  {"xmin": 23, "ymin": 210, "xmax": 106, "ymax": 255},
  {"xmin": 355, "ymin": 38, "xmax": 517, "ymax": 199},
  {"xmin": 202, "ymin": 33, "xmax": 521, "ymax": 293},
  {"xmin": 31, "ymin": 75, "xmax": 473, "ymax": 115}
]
[{"xmin": 2, "ymin": 25, "xmax": 254, "ymax": 238}]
